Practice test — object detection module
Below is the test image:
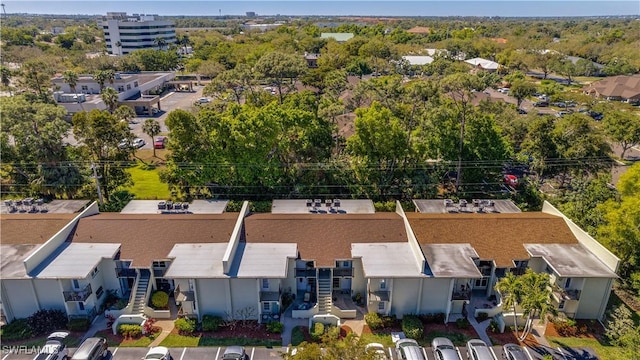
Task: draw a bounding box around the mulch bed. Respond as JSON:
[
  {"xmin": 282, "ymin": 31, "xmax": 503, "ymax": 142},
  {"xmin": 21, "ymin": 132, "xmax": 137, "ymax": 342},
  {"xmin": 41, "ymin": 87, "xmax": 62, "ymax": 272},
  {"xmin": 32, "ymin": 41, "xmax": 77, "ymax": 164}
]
[
  {"xmin": 545, "ymin": 319, "xmax": 605, "ymax": 340},
  {"xmin": 174, "ymin": 322, "xmax": 281, "ymax": 341}
]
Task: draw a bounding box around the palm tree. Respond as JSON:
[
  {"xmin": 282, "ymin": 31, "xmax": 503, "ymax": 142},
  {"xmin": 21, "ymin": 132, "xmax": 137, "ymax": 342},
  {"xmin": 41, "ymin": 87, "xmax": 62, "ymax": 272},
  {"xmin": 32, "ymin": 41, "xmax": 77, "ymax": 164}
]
[
  {"xmin": 114, "ymin": 105, "xmax": 136, "ymax": 123},
  {"xmin": 100, "ymin": 87, "xmax": 119, "ymax": 113},
  {"xmin": 62, "ymin": 70, "xmax": 83, "ymax": 110},
  {"xmin": 142, "ymin": 118, "xmax": 161, "ymax": 157},
  {"xmin": 154, "ymin": 36, "xmax": 167, "ymax": 50},
  {"xmin": 495, "ymin": 272, "xmax": 522, "ymax": 339}
]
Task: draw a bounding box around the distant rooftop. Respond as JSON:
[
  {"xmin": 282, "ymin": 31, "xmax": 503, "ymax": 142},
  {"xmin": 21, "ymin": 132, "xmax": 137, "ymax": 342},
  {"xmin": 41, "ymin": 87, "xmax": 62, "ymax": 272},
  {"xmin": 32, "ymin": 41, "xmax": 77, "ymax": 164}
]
[
  {"xmin": 271, "ymin": 199, "xmax": 375, "ymax": 214},
  {"xmin": 1, "ymin": 199, "xmax": 89, "ymax": 214},
  {"xmin": 413, "ymin": 199, "xmax": 521, "ymax": 214},
  {"xmin": 120, "ymin": 199, "xmax": 229, "ymax": 214}
]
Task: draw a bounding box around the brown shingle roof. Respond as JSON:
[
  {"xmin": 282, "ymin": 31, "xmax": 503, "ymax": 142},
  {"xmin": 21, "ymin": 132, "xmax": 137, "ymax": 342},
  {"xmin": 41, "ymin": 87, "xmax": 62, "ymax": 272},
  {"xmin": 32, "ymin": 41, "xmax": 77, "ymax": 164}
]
[
  {"xmin": 407, "ymin": 26, "xmax": 431, "ymax": 34},
  {"xmin": 71, "ymin": 213, "xmax": 239, "ymax": 267},
  {"xmin": 406, "ymin": 212, "xmax": 578, "ymax": 267},
  {"xmin": 584, "ymin": 75, "xmax": 640, "ymax": 100},
  {"xmin": 244, "ymin": 213, "xmax": 407, "ymax": 267},
  {"xmin": 1, "ymin": 214, "xmax": 77, "ymax": 245}
]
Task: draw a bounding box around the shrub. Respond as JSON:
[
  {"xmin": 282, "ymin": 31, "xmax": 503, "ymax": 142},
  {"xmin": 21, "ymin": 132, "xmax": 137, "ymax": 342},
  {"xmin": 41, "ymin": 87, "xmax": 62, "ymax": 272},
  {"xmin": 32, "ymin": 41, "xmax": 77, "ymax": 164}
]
[
  {"xmin": 374, "ymin": 201, "xmax": 396, "ymax": 212},
  {"xmin": 552, "ymin": 318, "xmax": 578, "ymax": 337},
  {"xmin": 382, "ymin": 315, "xmax": 397, "ymax": 327},
  {"xmin": 0, "ymin": 318, "xmax": 33, "ymax": 341},
  {"xmin": 143, "ymin": 318, "xmax": 156, "ymax": 334},
  {"xmin": 456, "ymin": 318, "xmax": 471, "ymax": 329},
  {"xmin": 476, "ymin": 312, "xmax": 489, "ymax": 322},
  {"xmin": 27, "ymin": 309, "xmax": 68, "ymax": 335},
  {"xmin": 310, "ymin": 322, "xmax": 325, "ymax": 341},
  {"xmin": 488, "ymin": 320, "xmax": 500, "ymax": 333},
  {"xmin": 325, "ymin": 325, "xmax": 340, "ymax": 340},
  {"xmin": 202, "ymin": 314, "xmax": 223, "ymax": 332},
  {"xmin": 402, "ymin": 315, "xmax": 424, "ymax": 339},
  {"xmin": 175, "ymin": 317, "xmax": 196, "ymax": 335},
  {"xmin": 266, "ymin": 321, "xmax": 284, "ymax": 334},
  {"xmin": 67, "ymin": 318, "xmax": 90, "ymax": 332},
  {"xmin": 365, "ymin": 312, "xmax": 383, "ymax": 330},
  {"xmin": 420, "ymin": 313, "xmax": 445, "ymax": 324},
  {"xmin": 117, "ymin": 324, "xmax": 142, "ymax": 338},
  {"xmin": 605, "ymin": 305, "xmax": 634, "ymax": 344},
  {"xmin": 150, "ymin": 291, "xmax": 169, "ymax": 309}
]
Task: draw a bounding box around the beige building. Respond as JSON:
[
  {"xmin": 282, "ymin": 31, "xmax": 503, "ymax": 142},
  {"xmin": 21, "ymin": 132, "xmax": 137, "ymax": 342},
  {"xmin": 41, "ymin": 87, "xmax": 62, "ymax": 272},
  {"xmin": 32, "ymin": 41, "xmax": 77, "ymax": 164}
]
[{"xmin": 0, "ymin": 198, "xmax": 619, "ymax": 331}]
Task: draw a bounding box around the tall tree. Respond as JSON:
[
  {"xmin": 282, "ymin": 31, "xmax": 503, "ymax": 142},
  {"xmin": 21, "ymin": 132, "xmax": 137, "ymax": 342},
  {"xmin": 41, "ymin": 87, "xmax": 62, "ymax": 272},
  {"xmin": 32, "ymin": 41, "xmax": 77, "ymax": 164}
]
[
  {"xmin": 255, "ymin": 51, "xmax": 307, "ymax": 104},
  {"xmin": 602, "ymin": 110, "xmax": 640, "ymax": 159},
  {"xmin": 19, "ymin": 60, "xmax": 54, "ymax": 103},
  {"xmin": 142, "ymin": 118, "xmax": 161, "ymax": 158},
  {"xmin": 154, "ymin": 36, "xmax": 167, "ymax": 50},
  {"xmin": 100, "ymin": 87, "xmax": 119, "ymax": 113},
  {"xmin": 0, "ymin": 66, "xmax": 12, "ymax": 88},
  {"xmin": 509, "ymin": 79, "xmax": 536, "ymax": 109},
  {"xmin": 93, "ymin": 69, "xmax": 115, "ymax": 91},
  {"xmin": 113, "ymin": 105, "xmax": 136, "ymax": 124}
]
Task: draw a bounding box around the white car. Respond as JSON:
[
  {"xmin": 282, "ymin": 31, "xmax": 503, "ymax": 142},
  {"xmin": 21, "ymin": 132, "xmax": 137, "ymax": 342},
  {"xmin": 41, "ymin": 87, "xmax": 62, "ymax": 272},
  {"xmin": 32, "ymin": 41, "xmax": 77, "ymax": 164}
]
[
  {"xmin": 143, "ymin": 346, "xmax": 172, "ymax": 360},
  {"xmin": 132, "ymin": 138, "xmax": 145, "ymax": 148},
  {"xmin": 196, "ymin": 97, "xmax": 211, "ymax": 104},
  {"xmin": 498, "ymin": 88, "xmax": 509, "ymax": 94},
  {"xmin": 33, "ymin": 331, "xmax": 69, "ymax": 360}
]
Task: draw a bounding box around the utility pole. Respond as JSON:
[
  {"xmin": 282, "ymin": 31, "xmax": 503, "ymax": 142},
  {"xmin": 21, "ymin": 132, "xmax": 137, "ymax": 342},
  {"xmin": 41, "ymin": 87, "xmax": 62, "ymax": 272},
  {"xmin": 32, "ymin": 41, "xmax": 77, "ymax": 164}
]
[{"xmin": 91, "ymin": 162, "xmax": 104, "ymax": 206}]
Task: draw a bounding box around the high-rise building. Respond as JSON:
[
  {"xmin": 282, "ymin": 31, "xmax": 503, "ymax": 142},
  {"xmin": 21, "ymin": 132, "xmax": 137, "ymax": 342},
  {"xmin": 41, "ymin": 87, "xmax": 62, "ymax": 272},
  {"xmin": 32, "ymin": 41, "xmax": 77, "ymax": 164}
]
[{"xmin": 99, "ymin": 12, "xmax": 176, "ymax": 56}]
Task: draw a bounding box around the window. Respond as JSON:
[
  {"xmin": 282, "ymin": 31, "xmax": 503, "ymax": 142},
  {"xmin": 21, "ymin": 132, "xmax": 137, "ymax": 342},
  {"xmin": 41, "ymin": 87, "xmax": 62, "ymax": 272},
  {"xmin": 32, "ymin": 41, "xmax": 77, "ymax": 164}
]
[
  {"xmin": 564, "ymin": 278, "xmax": 572, "ymax": 289},
  {"xmin": 380, "ymin": 279, "xmax": 386, "ymax": 290},
  {"xmin": 378, "ymin": 302, "xmax": 385, "ymax": 311},
  {"xmin": 153, "ymin": 261, "xmax": 166, "ymax": 268},
  {"xmin": 91, "ymin": 267, "xmax": 99, "ymax": 278},
  {"xmin": 262, "ymin": 279, "xmax": 269, "ymax": 289},
  {"xmin": 545, "ymin": 265, "xmax": 554, "ymax": 275},
  {"xmin": 117, "ymin": 86, "xmax": 125, "ymax": 92},
  {"xmin": 96, "ymin": 286, "xmax": 104, "ymax": 299},
  {"xmin": 474, "ymin": 278, "xmax": 488, "ymax": 287},
  {"xmin": 81, "ymin": 85, "xmax": 88, "ymax": 91},
  {"xmin": 78, "ymin": 302, "xmax": 85, "ymax": 311},
  {"xmin": 559, "ymin": 300, "xmax": 566, "ymax": 310},
  {"xmin": 72, "ymin": 279, "xmax": 80, "ymax": 289},
  {"xmin": 343, "ymin": 261, "xmax": 351, "ymax": 267},
  {"xmin": 126, "ymin": 84, "xmax": 131, "ymax": 90},
  {"xmin": 134, "ymin": 81, "xmax": 139, "ymax": 88},
  {"xmin": 263, "ymin": 302, "xmax": 270, "ymax": 312}
]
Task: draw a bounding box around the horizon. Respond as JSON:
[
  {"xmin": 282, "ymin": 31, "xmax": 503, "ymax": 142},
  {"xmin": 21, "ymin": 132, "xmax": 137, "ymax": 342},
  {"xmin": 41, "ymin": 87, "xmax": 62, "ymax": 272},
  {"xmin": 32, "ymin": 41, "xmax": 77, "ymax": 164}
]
[{"xmin": 2, "ymin": 1, "xmax": 639, "ymax": 18}]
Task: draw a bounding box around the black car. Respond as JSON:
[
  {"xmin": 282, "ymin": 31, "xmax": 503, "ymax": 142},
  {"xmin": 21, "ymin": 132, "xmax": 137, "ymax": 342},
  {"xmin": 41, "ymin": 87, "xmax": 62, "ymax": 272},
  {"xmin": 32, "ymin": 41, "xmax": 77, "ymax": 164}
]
[
  {"xmin": 533, "ymin": 101, "xmax": 549, "ymax": 107},
  {"xmin": 517, "ymin": 108, "xmax": 527, "ymax": 114}
]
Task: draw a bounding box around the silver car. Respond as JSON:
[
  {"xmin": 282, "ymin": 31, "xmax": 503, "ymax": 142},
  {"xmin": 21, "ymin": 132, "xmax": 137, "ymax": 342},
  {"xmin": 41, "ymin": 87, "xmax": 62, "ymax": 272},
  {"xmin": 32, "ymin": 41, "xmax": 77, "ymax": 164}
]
[
  {"xmin": 396, "ymin": 339, "xmax": 426, "ymax": 360},
  {"xmin": 221, "ymin": 346, "xmax": 246, "ymax": 359},
  {"xmin": 502, "ymin": 344, "xmax": 528, "ymax": 360},
  {"xmin": 431, "ymin": 337, "xmax": 460, "ymax": 360},
  {"xmin": 466, "ymin": 339, "xmax": 494, "ymax": 360}
]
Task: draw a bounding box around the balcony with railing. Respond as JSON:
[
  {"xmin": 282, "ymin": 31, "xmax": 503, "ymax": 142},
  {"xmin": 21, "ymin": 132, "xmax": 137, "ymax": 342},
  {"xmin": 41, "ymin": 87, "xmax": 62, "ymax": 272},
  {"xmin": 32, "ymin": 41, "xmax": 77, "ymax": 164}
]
[
  {"xmin": 63, "ymin": 284, "xmax": 92, "ymax": 302},
  {"xmin": 333, "ymin": 268, "xmax": 353, "ymax": 277},
  {"xmin": 553, "ymin": 286, "xmax": 581, "ymax": 301},
  {"xmin": 451, "ymin": 289, "xmax": 471, "ymax": 300},
  {"xmin": 260, "ymin": 291, "xmax": 280, "ymax": 302},
  {"xmin": 295, "ymin": 268, "xmax": 316, "ymax": 277},
  {"xmin": 116, "ymin": 268, "xmax": 137, "ymax": 277},
  {"xmin": 174, "ymin": 284, "xmax": 194, "ymax": 302}
]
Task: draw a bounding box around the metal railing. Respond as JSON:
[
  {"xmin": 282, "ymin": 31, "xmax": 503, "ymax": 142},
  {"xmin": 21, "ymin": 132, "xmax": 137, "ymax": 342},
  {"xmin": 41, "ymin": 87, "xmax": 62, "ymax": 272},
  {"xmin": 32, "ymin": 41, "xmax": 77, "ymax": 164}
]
[{"xmin": 63, "ymin": 284, "xmax": 93, "ymax": 302}]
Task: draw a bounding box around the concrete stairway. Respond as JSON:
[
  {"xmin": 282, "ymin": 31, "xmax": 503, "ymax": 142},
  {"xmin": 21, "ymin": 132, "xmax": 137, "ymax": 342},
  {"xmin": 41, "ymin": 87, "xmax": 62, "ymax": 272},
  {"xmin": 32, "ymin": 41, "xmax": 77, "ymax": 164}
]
[
  {"xmin": 317, "ymin": 270, "xmax": 332, "ymax": 314},
  {"xmin": 131, "ymin": 269, "xmax": 150, "ymax": 314}
]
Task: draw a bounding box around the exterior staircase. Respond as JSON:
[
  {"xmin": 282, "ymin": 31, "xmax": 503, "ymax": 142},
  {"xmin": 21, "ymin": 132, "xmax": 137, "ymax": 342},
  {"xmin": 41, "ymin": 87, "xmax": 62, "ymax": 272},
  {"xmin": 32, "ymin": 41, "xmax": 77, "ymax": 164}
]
[
  {"xmin": 317, "ymin": 269, "xmax": 332, "ymax": 314},
  {"xmin": 131, "ymin": 269, "xmax": 150, "ymax": 314}
]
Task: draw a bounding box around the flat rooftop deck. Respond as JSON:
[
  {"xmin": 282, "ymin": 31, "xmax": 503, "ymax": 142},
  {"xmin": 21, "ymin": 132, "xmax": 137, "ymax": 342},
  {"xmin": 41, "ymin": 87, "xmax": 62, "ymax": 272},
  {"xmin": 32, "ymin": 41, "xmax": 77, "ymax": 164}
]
[
  {"xmin": 271, "ymin": 199, "xmax": 375, "ymax": 214},
  {"xmin": 119, "ymin": 199, "xmax": 229, "ymax": 214},
  {"xmin": 413, "ymin": 199, "xmax": 521, "ymax": 214}
]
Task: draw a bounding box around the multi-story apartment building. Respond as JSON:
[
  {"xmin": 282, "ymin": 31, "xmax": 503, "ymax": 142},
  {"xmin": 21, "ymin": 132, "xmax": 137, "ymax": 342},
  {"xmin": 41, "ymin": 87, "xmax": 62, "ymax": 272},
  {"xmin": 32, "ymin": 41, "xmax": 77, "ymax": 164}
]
[
  {"xmin": 99, "ymin": 12, "xmax": 176, "ymax": 56},
  {"xmin": 0, "ymin": 198, "xmax": 619, "ymax": 333}
]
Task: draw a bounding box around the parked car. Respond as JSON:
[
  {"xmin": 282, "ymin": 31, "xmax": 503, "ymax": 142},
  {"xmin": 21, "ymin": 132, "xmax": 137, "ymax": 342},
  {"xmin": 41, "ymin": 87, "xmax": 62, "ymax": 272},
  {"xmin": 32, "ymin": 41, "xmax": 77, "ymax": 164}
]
[
  {"xmin": 588, "ymin": 111, "xmax": 604, "ymax": 121},
  {"xmin": 132, "ymin": 138, "xmax": 145, "ymax": 149},
  {"xmin": 533, "ymin": 101, "xmax": 549, "ymax": 107},
  {"xmin": 498, "ymin": 88, "xmax": 509, "ymax": 94},
  {"xmin": 365, "ymin": 343, "xmax": 389, "ymax": 360},
  {"xmin": 431, "ymin": 337, "xmax": 460, "ymax": 360},
  {"xmin": 117, "ymin": 139, "xmax": 130, "ymax": 149},
  {"xmin": 196, "ymin": 97, "xmax": 211, "ymax": 104},
  {"xmin": 556, "ymin": 111, "xmax": 571, "ymax": 117},
  {"xmin": 517, "ymin": 108, "xmax": 527, "ymax": 114},
  {"xmin": 503, "ymin": 174, "xmax": 519, "ymax": 187},
  {"xmin": 143, "ymin": 346, "xmax": 172, "ymax": 360},
  {"xmin": 502, "ymin": 343, "xmax": 528, "ymax": 360},
  {"xmin": 222, "ymin": 346, "xmax": 246, "ymax": 359},
  {"xmin": 154, "ymin": 136, "xmax": 167, "ymax": 149},
  {"xmin": 33, "ymin": 331, "xmax": 69, "ymax": 360},
  {"xmin": 466, "ymin": 339, "xmax": 494, "ymax": 360},
  {"xmin": 71, "ymin": 337, "xmax": 108, "ymax": 360},
  {"xmin": 396, "ymin": 339, "xmax": 426, "ymax": 360}
]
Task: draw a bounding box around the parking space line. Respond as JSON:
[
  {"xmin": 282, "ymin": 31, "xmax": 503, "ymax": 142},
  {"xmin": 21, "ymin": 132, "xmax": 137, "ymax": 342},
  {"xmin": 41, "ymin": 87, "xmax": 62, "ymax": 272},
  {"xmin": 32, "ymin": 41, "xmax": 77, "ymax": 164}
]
[
  {"xmin": 2, "ymin": 353, "xmax": 11, "ymax": 360},
  {"xmin": 179, "ymin": 347, "xmax": 186, "ymax": 360},
  {"xmin": 387, "ymin": 347, "xmax": 394, "ymax": 359},
  {"xmin": 111, "ymin": 347, "xmax": 118, "ymax": 357},
  {"xmin": 557, "ymin": 347, "xmax": 568, "ymax": 360},
  {"xmin": 490, "ymin": 347, "xmax": 498, "ymax": 360},
  {"xmin": 215, "ymin": 347, "xmax": 221, "ymax": 359},
  {"xmin": 422, "ymin": 347, "xmax": 428, "ymax": 359},
  {"xmin": 250, "ymin": 347, "xmax": 255, "ymax": 359}
]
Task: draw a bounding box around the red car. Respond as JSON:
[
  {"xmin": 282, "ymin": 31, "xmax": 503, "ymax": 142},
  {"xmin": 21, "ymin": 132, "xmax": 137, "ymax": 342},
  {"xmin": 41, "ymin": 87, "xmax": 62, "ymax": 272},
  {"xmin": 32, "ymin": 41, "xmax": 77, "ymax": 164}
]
[
  {"xmin": 503, "ymin": 174, "xmax": 518, "ymax": 187},
  {"xmin": 154, "ymin": 136, "xmax": 167, "ymax": 149}
]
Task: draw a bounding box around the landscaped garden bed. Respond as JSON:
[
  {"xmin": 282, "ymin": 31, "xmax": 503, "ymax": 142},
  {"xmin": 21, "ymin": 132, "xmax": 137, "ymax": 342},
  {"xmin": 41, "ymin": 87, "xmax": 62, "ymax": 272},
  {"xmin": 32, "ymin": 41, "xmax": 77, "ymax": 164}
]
[{"xmin": 160, "ymin": 318, "xmax": 281, "ymax": 347}]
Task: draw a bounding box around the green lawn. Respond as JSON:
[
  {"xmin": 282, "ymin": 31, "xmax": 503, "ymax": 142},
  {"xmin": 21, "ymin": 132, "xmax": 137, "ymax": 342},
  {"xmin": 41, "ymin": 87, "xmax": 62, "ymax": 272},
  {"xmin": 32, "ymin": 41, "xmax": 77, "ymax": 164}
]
[
  {"xmin": 360, "ymin": 333, "xmax": 393, "ymax": 347},
  {"xmin": 118, "ymin": 336, "xmax": 154, "ymax": 347},
  {"xmin": 123, "ymin": 163, "xmax": 170, "ymax": 200},
  {"xmin": 159, "ymin": 333, "xmax": 281, "ymax": 347},
  {"xmin": 548, "ymin": 337, "xmax": 628, "ymax": 360}
]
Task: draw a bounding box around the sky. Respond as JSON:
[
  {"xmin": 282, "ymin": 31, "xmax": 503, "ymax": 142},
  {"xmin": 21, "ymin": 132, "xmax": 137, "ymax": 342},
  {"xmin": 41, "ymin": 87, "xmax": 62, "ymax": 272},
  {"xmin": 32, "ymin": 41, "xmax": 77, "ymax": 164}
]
[{"xmin": 2, "ymin": 0, "xmax": 639, "ymax": 17}]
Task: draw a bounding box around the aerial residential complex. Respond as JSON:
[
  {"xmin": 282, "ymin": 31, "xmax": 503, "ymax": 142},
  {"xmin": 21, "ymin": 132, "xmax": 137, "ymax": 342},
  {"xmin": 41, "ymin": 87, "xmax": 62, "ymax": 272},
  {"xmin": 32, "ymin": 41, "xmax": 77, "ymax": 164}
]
[
  {"xmin": 0, "ymin": 198, "xmax": 618, "ymax": 333},
  {"xmin": 99, "ymin": 12, "xmax": 176, "ymax": 56}
]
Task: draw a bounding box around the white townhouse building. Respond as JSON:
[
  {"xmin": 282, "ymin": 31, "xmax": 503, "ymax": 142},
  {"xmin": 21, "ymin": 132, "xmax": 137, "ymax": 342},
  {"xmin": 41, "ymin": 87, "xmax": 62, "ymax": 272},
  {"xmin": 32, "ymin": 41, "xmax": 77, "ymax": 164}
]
[
  {"xmin": 0, "ymin": 198, "xmax": 619, "ymax": 332},
  {"xmin": 99, "ymin": 12, "xmax": 176, "ymax": 56}
]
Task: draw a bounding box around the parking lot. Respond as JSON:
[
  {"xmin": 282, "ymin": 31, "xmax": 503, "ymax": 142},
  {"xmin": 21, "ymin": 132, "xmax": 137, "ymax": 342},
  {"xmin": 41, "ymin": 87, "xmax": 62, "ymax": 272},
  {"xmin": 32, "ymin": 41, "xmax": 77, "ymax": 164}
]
[{"xmin": 0, "ymin": 344, "xmax": 598, "ymax": 360}]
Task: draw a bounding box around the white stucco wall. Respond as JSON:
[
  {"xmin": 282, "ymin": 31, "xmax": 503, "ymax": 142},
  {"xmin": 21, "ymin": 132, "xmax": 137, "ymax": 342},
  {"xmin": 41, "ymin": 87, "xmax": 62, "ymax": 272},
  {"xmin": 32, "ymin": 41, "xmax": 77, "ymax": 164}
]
[
  {"xmin": 283, "ymin": 259, "xmax": 296, "ymax": 294},
  {"xmin": 390, "ymin": 278, "xmax": 421, "ymax": 318},
  {"xmin": 2, "ymin": 279, "xmax": 40, "ymax": 319},
  {"xmin": 99, "ymin": 259, "xmax": 121, "ymax": 294},
  {"xmin": 231, "ymin": 278, "xmax": 259, "ymax": 319},
  {"xmin": 33, "ymin": 280, "xmax": 65, "ymax": 311},
  {"xmin": 419, "ymin": 278, "xmax": 452, "ymax": 314},
  {"xmin": 196, "ymin": 279, "xmax": 229, "ymax": 318},
  {"xmin": 352, "ymin": 258, "xmax": 366, "ymax": 297},
  {"xmin": 576, "ymin": 277, "xmax": 613, "ymax": 319}
]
